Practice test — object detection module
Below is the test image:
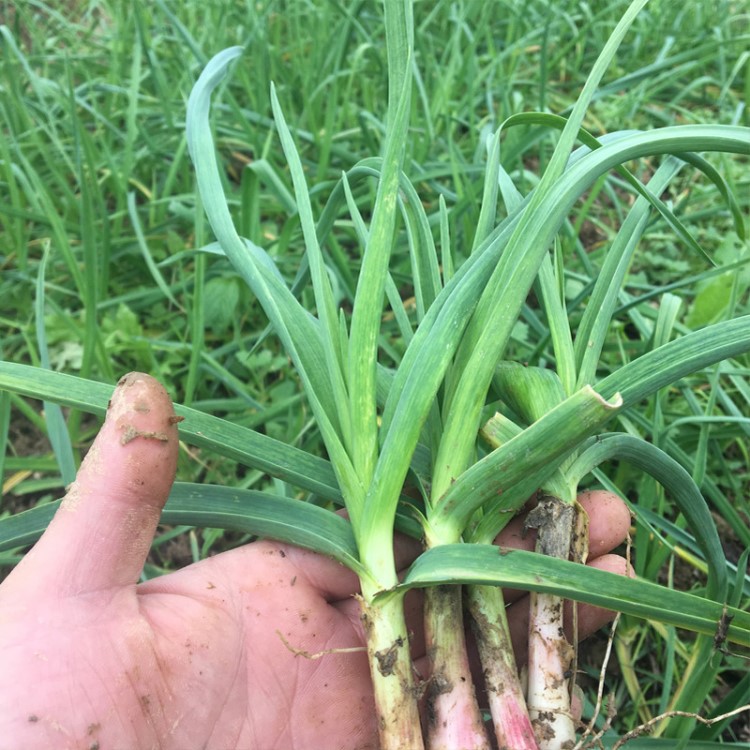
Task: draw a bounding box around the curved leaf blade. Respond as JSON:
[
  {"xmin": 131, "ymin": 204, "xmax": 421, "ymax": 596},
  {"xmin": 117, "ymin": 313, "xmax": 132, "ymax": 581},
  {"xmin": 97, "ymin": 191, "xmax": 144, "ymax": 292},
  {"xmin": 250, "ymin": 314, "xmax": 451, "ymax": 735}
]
[
  {"xmin": 596, "ymin": 316, "xmax": 750, "ymax": 408},
  {"xmin": 569, "ymin": 433, "xmax": 726, "ymax": 601},
  {"xmin": 0, "ymin": 483, "xmax": 362, "ymax": 573}
]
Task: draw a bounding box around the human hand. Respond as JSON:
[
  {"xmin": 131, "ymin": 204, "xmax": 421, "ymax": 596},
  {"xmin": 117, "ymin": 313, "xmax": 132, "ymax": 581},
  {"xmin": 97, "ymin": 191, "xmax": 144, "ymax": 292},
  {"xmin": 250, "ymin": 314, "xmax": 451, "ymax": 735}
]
[{"xmin": 0, "ymin": 373, "xmax": 631, "ymax": 749}]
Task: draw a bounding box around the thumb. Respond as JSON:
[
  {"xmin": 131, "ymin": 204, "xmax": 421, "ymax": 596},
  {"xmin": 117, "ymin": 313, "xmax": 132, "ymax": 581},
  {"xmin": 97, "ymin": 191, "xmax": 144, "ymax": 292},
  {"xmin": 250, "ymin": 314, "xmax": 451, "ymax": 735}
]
[{"xmin": 8, "ymin": 372, "xmax": 179, "ymax": 598}]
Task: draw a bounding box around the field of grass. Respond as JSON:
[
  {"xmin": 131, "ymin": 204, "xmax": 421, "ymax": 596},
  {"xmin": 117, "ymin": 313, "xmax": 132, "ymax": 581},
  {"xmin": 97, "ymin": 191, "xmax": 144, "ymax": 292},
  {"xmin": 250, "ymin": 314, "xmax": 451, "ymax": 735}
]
[{"xmin": 1, "ymin": 0, "xmax": 749, "ymax": 743}]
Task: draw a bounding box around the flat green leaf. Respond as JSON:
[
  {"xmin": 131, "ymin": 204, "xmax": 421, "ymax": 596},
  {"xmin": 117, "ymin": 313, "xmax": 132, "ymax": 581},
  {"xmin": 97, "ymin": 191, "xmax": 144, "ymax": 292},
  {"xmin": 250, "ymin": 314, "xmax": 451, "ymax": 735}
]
[
  {"xmin": 269, "ymin": 83, "xmax": 350, "ymax": 450},
  {"xmin": 503, "ymin": 111, "xmax": 745, "ymax": 257},
  {"xmin": 167, "ymin": 484, "xmax": 361, "ymax": 572},
  {"xmin": 394, "ymin": 545, "xmax": 750, "ymax": 647},
  {"xmin": 0, "ymin": 363, "xmax": 342, "ymax": 501},
  {"xmin": 471, "ymin": 126, "xmax": 502, "ymax": 253},
  {"xmin": 186, "ymin": 47, "xmax": 360, "ymax": 504},
  {"xmin": 568, "ymin": 432, "xmax": 731, "ymax": 731},
  {"xmin": 536, "ymin": 247, "xmax": 577, "ymax": 395},
  {"xmin": 0, "ymin": 483, "xmax": 362, "ymax": 573},
  {"xmin": 575, "ymin": 157, "xmax": 685, "ymax": 387},
  {"xmin": 597, "ymin": 316, "xmax": 750, "ymax": 407},
  {"xmin": 433, "ymin": 124, "xmax": 750, "ymax": 503},
  {"xmin": 570, "ymin": 433, "xmax": 726, "ymax": 601},
  {"xmin": 432, "ymin": 0, "xmax": 652, "ymax": 498},
  {"xmin": 347, "ymin": 50, "xmax": 413, "ymax": 492}
]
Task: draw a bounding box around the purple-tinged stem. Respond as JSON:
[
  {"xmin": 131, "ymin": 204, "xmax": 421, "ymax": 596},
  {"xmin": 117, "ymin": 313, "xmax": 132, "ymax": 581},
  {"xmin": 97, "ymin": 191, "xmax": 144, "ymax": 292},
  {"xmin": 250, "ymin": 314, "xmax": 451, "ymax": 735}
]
[
  {"xmin": 467, "ymin": 584, "xmax": 538, "ymax": 750},
  {"xmin": 423, "ymin": 584, "xmax": 490, "ymax": 750}
]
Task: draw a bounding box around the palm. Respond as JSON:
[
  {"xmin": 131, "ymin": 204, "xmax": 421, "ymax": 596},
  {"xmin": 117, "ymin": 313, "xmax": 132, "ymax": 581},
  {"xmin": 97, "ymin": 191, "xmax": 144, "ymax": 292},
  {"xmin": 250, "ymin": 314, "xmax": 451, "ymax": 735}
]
[{"xmin": 1, "ymin": 540, "xmax": 377, "ymax": 749}]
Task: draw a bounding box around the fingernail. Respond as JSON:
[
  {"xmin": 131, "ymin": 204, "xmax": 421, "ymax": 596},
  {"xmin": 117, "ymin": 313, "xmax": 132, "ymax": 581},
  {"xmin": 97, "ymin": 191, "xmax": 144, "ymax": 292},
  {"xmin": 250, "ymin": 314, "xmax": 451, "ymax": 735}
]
[{"xmin": 108, "ymin": 372, "xmax": 149, "ymax": 421}]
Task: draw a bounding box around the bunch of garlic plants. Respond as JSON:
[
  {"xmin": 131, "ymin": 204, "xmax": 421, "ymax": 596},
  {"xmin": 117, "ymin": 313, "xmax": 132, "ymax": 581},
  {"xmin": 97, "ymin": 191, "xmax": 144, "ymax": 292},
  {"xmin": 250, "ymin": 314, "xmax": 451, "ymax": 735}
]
[{"xmin": 186, "ymin": 0, "xmax": 750, "ymax": 747}]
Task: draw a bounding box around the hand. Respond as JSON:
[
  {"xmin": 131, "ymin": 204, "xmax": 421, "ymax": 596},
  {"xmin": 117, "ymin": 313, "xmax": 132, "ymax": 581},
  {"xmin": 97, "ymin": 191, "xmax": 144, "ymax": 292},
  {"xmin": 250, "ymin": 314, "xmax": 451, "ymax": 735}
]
[{"xmin": 0, "ymin": 373, "xmax": 631, "ymax": 749}]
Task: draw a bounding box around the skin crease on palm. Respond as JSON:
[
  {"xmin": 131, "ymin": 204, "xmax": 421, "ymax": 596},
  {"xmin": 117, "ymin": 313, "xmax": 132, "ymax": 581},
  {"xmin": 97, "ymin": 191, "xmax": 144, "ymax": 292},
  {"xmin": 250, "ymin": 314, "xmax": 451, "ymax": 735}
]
[{"xmin": 0, "ymin": 373, "xmax": 632, "ymax": 750}]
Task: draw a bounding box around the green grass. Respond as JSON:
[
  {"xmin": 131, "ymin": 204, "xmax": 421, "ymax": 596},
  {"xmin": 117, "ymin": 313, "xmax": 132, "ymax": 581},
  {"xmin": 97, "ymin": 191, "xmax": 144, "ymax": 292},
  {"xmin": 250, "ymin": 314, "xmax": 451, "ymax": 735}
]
[{"xmin": 1, "ymin": 0, "xmax": 749, "ymax": 743}]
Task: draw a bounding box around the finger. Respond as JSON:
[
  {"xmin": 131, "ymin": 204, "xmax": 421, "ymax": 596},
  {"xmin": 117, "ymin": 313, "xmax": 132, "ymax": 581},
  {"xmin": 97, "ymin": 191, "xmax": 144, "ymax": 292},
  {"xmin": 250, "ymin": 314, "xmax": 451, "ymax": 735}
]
[
  {"xmin": 578, "ymin": 489, "xmax": 632, "ymax": 559},
  {"xmin": 497, "ymin": 490, "xmax": 631, "ymax": 604},
  {"xmin": 506, "ymin": 553, "xmax": 633, "ymax": 666},
  {"xmin": 7, "ymin": 373, "xmax": 179, "ymax": 598}
]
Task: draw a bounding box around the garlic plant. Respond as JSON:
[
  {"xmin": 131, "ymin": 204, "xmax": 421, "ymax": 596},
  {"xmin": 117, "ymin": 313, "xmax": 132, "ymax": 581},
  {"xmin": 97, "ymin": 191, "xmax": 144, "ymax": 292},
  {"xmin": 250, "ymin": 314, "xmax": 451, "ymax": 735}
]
[{"xmin": 1, "ymin": 0, "xmax": 749, "ymax": 747}]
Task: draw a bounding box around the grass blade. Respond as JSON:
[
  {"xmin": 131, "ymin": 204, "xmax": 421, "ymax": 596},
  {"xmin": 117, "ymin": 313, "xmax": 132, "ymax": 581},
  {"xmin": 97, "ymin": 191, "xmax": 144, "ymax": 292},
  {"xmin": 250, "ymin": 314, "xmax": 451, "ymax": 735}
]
[{"xmin": 34, "ymin": 243, "xmax": 76, "ymax": 485}]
